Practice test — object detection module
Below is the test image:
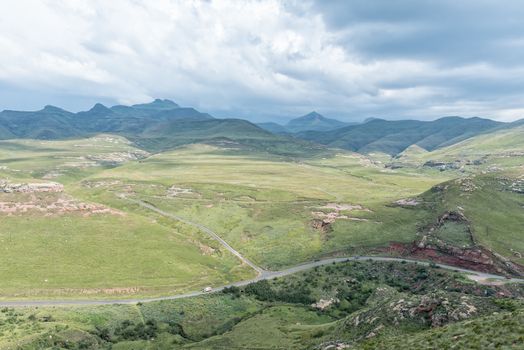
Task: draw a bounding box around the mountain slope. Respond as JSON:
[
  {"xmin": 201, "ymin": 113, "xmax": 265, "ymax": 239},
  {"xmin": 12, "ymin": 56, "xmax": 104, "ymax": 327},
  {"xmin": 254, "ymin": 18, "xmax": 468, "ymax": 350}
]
[
  {"xmin": 257, "ymin": 122, "xmax": 289, "ymax": 134},
  {"xmin": 422, "ymin": 124, "xmax": 524, "ymax": 158},
  {"xmin": 298, "ymin": 116, "xmax": 503, "ymax": 155},
  {"xmin": 257, "ymin": 112, "xmax": 350, "ymax": 133},
  {"xmin": 285, "ymin": 111, "xmax": 349, "ymax": 132},
  {"xmin": 0, "ymin": 100, "xmax": 329, "ymax": 157},
  {"xmin": 392, "ymin": 123, "xmax": 524, "ymax": 170},
  {"xmin": 0, "ymin": 106, "xmax": 79, "ymax": 139}
]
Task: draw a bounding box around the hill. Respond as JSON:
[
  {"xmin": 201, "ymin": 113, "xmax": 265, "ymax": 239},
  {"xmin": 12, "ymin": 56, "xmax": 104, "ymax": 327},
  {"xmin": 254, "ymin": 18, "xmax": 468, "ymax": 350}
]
[
  {"xmin": 258, "ymin": 111, "xmax": 350, "ymax": 133},
  {"xmin": 390, "ymin": 124, "xmax": 524, "ymax": 173},
  {"xmin": 285, "ymin": 111, "xmax": 349, "ymax": 132},
  {"xmin": 297, "ymin": 116, "xmax": 504, "ymax": 155},
  {"xmin": 0, "ymin": 100, "xmax": 326, "ymax": 157},
  {"xmin": 2, "ymin": 259, "xmax": 522, "ymax": 349},
  {"xmin": 0, "ymin": 105, "xmax": 79, "ymax": 139},
  {"xmin": 418, "ymin": 124, "xmax": 524, "ymax": 161},
  {"xmin": 256, "ymin": 121, "xmax": 289, "ymax": 134}
]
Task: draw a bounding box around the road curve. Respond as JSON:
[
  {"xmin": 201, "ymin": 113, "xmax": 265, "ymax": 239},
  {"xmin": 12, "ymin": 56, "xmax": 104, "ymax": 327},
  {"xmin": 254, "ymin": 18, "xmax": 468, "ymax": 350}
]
[
  {"xmin": 1, "ymin": 196, "xmax": 521, "ymax": 307},
  {"xmin": 1, "ymin": 256, "xmax": 522, "ymax": 307}
]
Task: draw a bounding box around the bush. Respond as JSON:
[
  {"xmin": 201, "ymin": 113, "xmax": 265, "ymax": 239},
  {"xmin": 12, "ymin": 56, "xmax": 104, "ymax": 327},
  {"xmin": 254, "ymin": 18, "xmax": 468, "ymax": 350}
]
[
  {"xmin": 167, "ymin": 321, "xmax": 188, "ymax": 338},
  {"xmin": 223, "ymin": 285, "xmax": 241, "ymax": 297},
  {"xmin": 244, "ymin": 280, "xmax": 276, "ymax": 301},
  {"xmin": 493, "ymin": 299, "xmax": 518, "ymax": 311},
  {"xmin": 110, "ymin": 319, "xmax": 159, "ymax": 341},
  {"xmin": 243, "ymin": 280, "xmax": 314, "ymax": 304}
]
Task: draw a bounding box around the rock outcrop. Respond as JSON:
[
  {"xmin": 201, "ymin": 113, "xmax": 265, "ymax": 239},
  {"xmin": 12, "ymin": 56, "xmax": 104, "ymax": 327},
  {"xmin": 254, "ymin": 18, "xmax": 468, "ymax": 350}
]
[{"xmin": 0, "ymin": 181, "xmax": 63, "ymax": 193}]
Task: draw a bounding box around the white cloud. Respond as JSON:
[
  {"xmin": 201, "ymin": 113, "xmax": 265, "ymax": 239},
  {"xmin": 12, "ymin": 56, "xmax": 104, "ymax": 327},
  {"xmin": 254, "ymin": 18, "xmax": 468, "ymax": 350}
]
[{"xmin": 0, "ymin": 0, "xmax": 523, "ymax": 121}]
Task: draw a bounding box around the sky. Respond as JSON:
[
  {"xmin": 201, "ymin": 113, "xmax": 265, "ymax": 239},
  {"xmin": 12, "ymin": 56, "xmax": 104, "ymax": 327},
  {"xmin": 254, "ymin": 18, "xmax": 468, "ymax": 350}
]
[{"xmin": 1, "ymin": 0, "xmax": 524, "ymax": 122}]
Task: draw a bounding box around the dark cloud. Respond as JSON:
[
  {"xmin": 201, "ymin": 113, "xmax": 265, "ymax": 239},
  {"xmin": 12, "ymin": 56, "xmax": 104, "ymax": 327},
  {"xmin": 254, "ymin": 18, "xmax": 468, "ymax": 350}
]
[{"xmin": 313, "ymin": 0, "xmax": 524, "ymax": 66}]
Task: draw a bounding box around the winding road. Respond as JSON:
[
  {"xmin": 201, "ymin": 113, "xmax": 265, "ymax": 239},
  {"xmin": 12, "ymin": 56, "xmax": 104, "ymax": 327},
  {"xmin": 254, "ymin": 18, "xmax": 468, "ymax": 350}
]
[{"xmin": 1, "ymin": 197, "xmax": 521, "ymax": 308}]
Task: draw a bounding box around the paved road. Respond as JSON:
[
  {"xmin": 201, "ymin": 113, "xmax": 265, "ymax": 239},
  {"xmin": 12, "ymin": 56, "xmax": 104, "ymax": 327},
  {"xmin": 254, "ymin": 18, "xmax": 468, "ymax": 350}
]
[
  {"xmin": 1, "ymin": 197, "xmax": 521, "ymax": 307},
  {"xmin": 1, "ymin": 256, "xmax": 522, "ymax": 307}
]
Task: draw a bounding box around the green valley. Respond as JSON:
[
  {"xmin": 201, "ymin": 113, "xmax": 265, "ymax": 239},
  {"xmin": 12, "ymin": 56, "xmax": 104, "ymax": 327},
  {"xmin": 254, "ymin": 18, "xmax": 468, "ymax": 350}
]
[{"xmin": 0, "ymin": 101, "xmax": 522, "ymax": 349}]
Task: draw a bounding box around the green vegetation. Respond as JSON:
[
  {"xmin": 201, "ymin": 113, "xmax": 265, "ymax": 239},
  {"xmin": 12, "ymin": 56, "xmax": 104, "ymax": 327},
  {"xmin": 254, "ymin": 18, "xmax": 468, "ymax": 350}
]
[
  {"xmin": 0, "ymin": 100, "xmax": 330, "ymax": 157},
  {"xmin": 434, "ymin": 221, "xmax": 473, "ymax": 247},
  {"xmin": 0, "ymin": 107, "xmax": 522, "ymax": 348},
  {"xmin": 84, "ymin": 144, "xmax": 449, "ymax": 268},
  {"xmin": 0, "ymin": 211, "xmax": 253, "ymax": 299},
  {"xmin": 298, "ymin": 116, "xmax": 503, "ymax": 155},
  {"xmin": 393, "ymin": 124, "xmax": 524, "ymax": 174},
  {"xmin": 359, "ymin": 309, "xmax": 524, "ymax": 350},
  {"xmin": 411, "ymin": 174, "xmax": 524, "ymax": 265},
  {"xmin": 1, "ymin": 260, "xmax": 522, "ymax": 349},
  {"xmin": 0, "ymin": 124, "xmax": 521, "ymax": 298},
  {"xmin": 0, "ymin": 138, "xmax": 255, "ymax": 299}
]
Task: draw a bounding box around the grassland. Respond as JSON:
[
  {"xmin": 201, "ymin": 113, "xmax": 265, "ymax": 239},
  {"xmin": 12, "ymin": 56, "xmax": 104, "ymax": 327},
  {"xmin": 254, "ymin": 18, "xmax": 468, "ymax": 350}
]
[
  {"xmin": 414, "ymin": 174, "xmax": 524, "ymax": 265},
  {"xmin": 0, "ymin": 137, "xmax": 255, "ymax": 299},
  {"xmin": 358, "ymin": 309, "xmax": 524, "ymax": 350},
  {"xmin": 1, "ymin": 260, "xmax": 522, "ymax": 349},
  {"xmin": 81, "ymin": 144, "xmax": 451, "ymax": 268},
  {"xmin": 0, "ymin": 130, "xmax": 521, "ymax": 299},
  {"xmin": 0, "ymin": 135, "xmax": 147, "ymax": 182},
  {"xmin": 0, "ymin": 210, "xmax": 253, "ymax": 299},
  {"xmin": 394, "ymin": 125, "xmax": 524, "ymax": 174}
]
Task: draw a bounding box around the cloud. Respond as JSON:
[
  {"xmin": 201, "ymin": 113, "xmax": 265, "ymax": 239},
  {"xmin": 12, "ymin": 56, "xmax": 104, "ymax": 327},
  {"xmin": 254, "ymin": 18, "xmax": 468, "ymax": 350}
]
[{"xmin": 0, "ymin": 0, "xmax": 523, "ymax": 121}]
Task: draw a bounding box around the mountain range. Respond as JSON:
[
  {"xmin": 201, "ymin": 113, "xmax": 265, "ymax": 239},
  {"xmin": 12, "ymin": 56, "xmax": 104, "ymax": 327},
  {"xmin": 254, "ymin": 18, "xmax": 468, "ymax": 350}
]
[
  {"xmin": 0, "ymin": 99, "xmax": 521, "ymax": 156},
  {"xmin": 296, "ymin": 116, "xmax": 512, "ymax": 155}
]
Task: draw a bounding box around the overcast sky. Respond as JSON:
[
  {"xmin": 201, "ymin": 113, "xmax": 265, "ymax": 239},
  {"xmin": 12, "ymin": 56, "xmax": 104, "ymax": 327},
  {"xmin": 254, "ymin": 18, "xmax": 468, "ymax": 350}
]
[{"xmin": 1, "ymin": 0, "xmax": 524, "ymax": 122}]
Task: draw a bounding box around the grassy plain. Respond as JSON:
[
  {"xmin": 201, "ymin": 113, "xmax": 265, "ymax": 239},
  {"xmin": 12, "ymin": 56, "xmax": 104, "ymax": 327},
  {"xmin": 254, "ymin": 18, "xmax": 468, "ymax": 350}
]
[
  {"xmin": 0, "ymin": 130, "xmax": 521, "ymax": 298},
  {"xmin": 0, "ymin": 212, "xmax": 253, "ymax": 299},
  {"xmin": 85, "ymin": 144, "xmax": 450, "ymax": 268}
]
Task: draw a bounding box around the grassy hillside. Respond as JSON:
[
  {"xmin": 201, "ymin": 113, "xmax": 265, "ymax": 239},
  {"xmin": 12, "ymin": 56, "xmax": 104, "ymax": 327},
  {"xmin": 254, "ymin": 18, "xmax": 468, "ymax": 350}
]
[
  {"xmin": 406, "ymin": 124, "xmax": 524, "ymax": 163},
  {"xmin": 0, "ymin": 131, "xmax": 521, "ymax": 301},
  {"xmin": 0, "ymin": 135, "xmax": 451, "ymax": 298},
  {"xmin": 0, "ymin": 135, "xmax": 148, "ymax": 182},
  {"xmin": 298, "ymin": 116, "xmax": 503, "ymax": 155},
  {"xmin": 85, "ymin": 144, "xmax": 449, "ymax": 269},
  {"xmin": 1, "ymin": 260, "xmax": 522, "ymax": 349},
  {"xmin": 382, "ymin": 125, "xmax": 524, "ymax": 273},
  {"xmin": 0, "ymin": 137, "xmax": 255, "ymax": 299},
  {"xmin": 389, "ymin": 124, "xmax": 524, "ymax": 178},
  {"xmin": 359, "ymin": 309, "xmax": 524, "ymax": 349},
  {"xmin": 412, "ymin": 173, "xmax": 524, "ymax": 266},
  {"xmin": 0, "ymin": 204, "xmax": 253, "ymax": 299}
]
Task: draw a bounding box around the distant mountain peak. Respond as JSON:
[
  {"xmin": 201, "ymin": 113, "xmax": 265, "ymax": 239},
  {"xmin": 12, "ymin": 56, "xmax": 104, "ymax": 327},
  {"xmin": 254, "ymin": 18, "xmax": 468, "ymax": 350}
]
[
  {"xmin": 89, "ymin": 103, "xmax": 111, "ymax": 113},
  {"xmin": 40, "ymin": 105, "xmax": 70, "ymax": 114},
  {"xmin": 285, "ymin": 111, "xmax": 348, "ymax": 132},
  {"xmin": 363, "ymin": 117, "xmax": 384, "ymax": 123},
  {"xmin": 132, "ymin": 99, "xmax": 180, "ymax": 110},
  {"xmin": 294, "ymin": 111, "xmax": 325, "ymax": 121},
  {"xmin": 76, "ymin": 103, "xmax": 113, "ymax": 117},
  {"xmin": 305, "ymin": 111, "xmax": 322, "ymax": 117}
]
